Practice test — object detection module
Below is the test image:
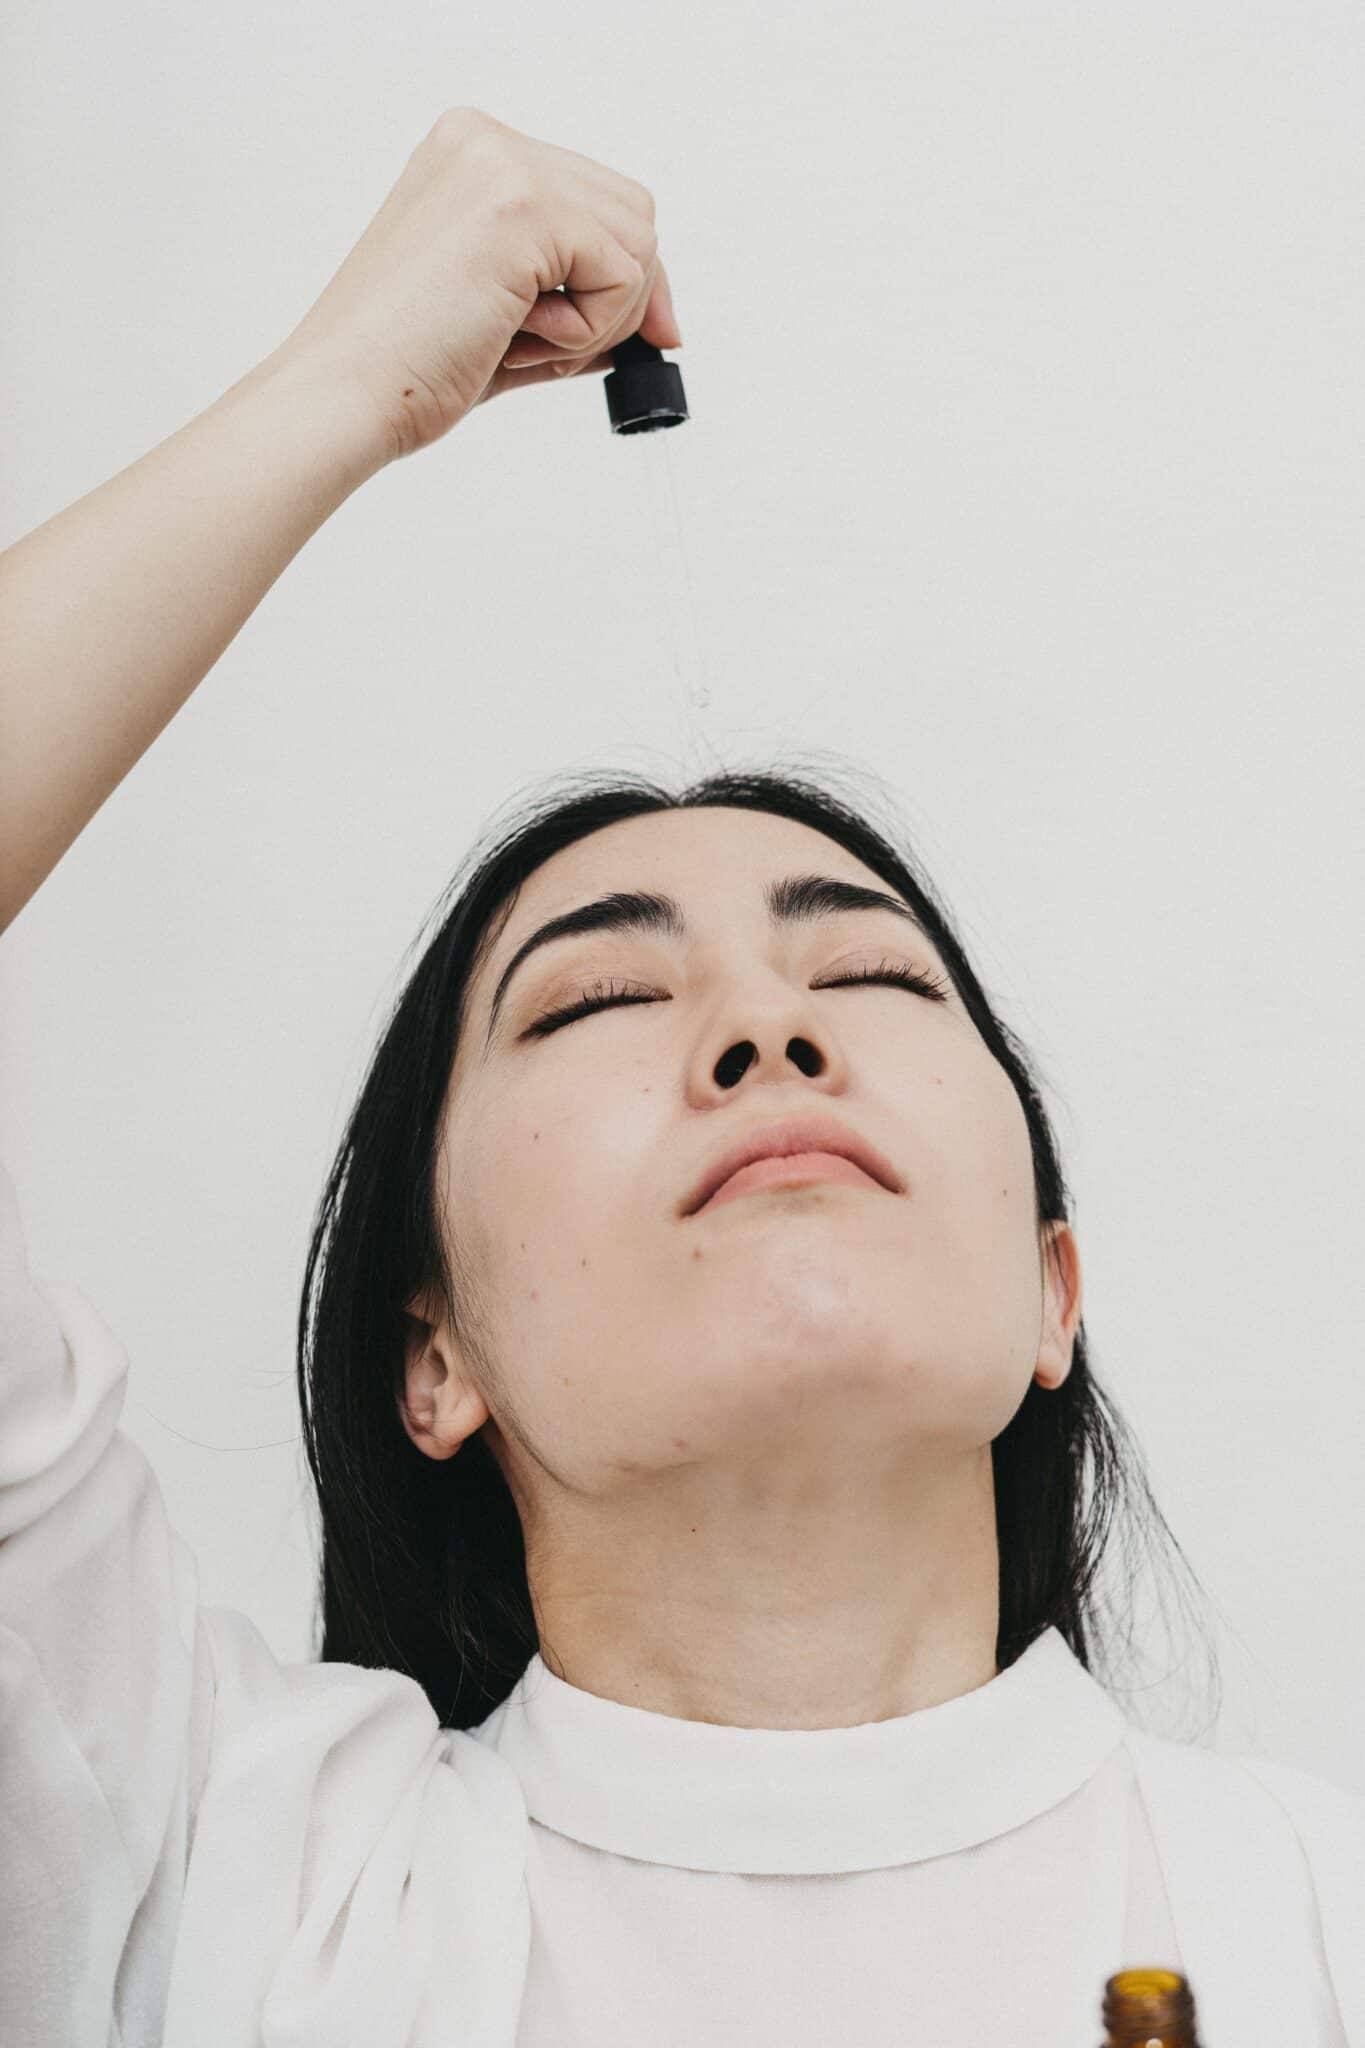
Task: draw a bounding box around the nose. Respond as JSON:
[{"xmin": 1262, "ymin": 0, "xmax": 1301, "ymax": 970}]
[
  {"xmin": 685, "ymin": 969, "xmax": 855, "ymax": 1107},
  {"xmin": 711, "ymin": 1030, "xmax": 823, "ymax": 1089}
]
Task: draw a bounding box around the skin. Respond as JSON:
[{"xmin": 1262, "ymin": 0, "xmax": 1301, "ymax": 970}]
[{"xmin": 400, "ymin": 806, "xmax": 1083, "ymax": 1731}]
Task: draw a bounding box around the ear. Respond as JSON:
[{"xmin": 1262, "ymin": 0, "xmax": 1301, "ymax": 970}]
[
  {"xmin": 398, "ymin": 1291, "xmax": 493, "ymax": 1461},
  {"xmin": 1033, "ymin": 1221, "xmax": 1083, "ymax": 1392}
]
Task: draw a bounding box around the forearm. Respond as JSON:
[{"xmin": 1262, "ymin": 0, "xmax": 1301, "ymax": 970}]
[{"xmin": 0, "ymin": 347, "xmax": 389, "ymax": 935}]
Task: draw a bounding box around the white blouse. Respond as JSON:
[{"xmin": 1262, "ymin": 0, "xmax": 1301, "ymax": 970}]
[{"xmin": 1, "ymin": 1149, "xmax": 1360, "ymax": 2047}]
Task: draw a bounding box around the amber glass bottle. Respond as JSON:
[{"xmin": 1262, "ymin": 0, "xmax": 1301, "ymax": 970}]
[{"xmin": 1098, "ymin": 1968, "xmax": 1203, "ymax": 2046}]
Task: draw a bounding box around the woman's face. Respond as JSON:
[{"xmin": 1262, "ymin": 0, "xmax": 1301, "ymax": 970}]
[{"xmin": 400, "ymin": 806, "xmax": 1080, "ymax": 1693}]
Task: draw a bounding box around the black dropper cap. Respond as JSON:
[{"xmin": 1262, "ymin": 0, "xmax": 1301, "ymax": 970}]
[{"xmin": 604, "ymin": 332, "xmax": 689, "ymax": 434}]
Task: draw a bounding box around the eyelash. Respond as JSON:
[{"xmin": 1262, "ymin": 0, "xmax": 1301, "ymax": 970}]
[{"xmin": 524, "ymin": 959, "xmax": 953, "ymax": 1037}]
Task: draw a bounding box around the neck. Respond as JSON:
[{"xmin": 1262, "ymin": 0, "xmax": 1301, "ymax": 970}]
[{"xmin": 528, "ymin": 1443, "xmax": 1001, "ymax": 1729}]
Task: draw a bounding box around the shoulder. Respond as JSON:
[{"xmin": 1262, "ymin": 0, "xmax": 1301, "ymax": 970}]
[
  {"xmin": 1125, "ymin": 1722, "xmax": 1365, "ymax": 1890},
  {"xmin": 194, "ymin": 1604, "xmax": 530, "ymax": 1919},
  {"xmin": 1223, "ymin": 1747, "xmax": 1365, "ymax": 1873},
  {"xmin": 199, "ymin": 1602, "xmax": 527, "ymax": 1817},
  {"xmin": 1126, "ymin": 1721, "xmax": 1363, "ymax": 1815},
  {"xmin": 171, "ymin": 1612, "xmax": 532, "ymax": 2036},
  {"xmin": 1227, "ymin": 1750, "xmax": 1365, "ymax": 1819}
]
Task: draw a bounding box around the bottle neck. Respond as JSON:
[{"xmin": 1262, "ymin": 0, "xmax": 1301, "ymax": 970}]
[{"xmin": 1102, "ymin": 1967, "xmax": 1201, "ymax": 2047}]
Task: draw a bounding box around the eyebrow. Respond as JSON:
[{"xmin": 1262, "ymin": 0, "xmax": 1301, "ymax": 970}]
[{"xmin": 484, "ymin": 871, "xmax": 939, "ymax": 1044}]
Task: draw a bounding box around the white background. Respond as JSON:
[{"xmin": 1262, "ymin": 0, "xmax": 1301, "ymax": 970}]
[{"xmin": 1, "ymin": 3, "xmax": 1361, "ymax": 1789}]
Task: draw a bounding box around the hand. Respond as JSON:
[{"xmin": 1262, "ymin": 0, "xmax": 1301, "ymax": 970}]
[{"xmin": 272, "ymin": 105, "xmax": 682, "ymax": 465}]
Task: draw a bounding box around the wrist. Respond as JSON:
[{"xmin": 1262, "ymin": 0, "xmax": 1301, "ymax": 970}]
[{"xmin": 225, "ymin": 345, "xmax": 398, "ymax": 493}]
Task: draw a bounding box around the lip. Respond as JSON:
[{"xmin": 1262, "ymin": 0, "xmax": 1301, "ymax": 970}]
[{"xmin": 680, "ymin": 1113, "xmax": 904, "ymax": 1219}]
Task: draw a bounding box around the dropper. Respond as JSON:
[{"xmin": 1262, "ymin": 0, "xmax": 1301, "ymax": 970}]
[
  {"xmin": 603, "ymin": 334, "xmax": 713, "ymax": 720},
  {"xmin": 603, "ymin": 330, "xmax": 688, "ymax": 434}
]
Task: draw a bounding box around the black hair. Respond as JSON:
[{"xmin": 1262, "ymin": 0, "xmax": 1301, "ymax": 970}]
[{"xmin": 296, "ymin": 756, "xmax": 1223, "ymax": 1738}]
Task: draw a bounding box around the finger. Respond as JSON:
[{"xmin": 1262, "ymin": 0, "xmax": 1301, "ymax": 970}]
[
  {"xmin": 638, "ymin": 255, "xmax": 682, "ymax": 349},
  {"xmin": 501, "ymin": 330, "xmax": 576, "ymax": 370},
  {"xmin": 508, "ymin": 252, "xmax": 679, "ymax": 369},
  {"xmin": 564, "ymin": 208, "xmax": 676, "ymax": 350},
  {"xmin": 480, "ymin": 350, "xmax": 618, "ymax": 402},
  {"xmin": 515, "ymin": 220, "xmax": 644, "ymax": 350}
]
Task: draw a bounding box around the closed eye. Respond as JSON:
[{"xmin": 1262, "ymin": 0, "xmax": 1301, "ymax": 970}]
[{"xmin": 523, "ymin": 959, "xmax": 953, "ymax": 1038}]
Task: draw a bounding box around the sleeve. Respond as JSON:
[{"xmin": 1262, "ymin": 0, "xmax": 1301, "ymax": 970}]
[
  {"xmin": 0, "ymin": 1148, "xmax": 534, "ymax": 2048},
  {"xmin": 0, "ymin": 1148, "xmax": 217, "ymax": 2048}
]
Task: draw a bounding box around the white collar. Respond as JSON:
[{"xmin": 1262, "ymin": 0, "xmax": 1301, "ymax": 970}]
[{"xmin": 471, "ymin": 1626, "xmax": 1129, "ymax": 1875}]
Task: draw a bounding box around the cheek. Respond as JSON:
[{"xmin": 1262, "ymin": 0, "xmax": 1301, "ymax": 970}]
[
  {"xmin": 450, "ymin": 1082, "xmax": 649, "ymax": 1328},
  {"xmin": 925, "ymin": 1041, "xmax": 1036, "ymax": 1200},
  {"xmin": 918, "ymin": 1055, "xmax": 1043, "ymax": 1315}
]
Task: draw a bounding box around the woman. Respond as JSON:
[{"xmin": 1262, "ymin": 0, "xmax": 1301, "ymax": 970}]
[{"xmin": 1, "ymin": 107, "xmax": 1359, "ymax": 2048}]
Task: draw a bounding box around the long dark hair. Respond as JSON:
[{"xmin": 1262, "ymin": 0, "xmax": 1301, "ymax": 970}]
[{"xmin": 296, "ymin": 757, "xmax": 1224, "ymax": 1738}]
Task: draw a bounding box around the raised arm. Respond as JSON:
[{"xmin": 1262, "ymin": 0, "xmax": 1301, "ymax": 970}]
[
  {"xmin": 0, "ymin": 353, "xmax": 385, "ymax": 935},
  {"xmin": 0, "ymin": 105, "xmax": 681, "ymax": 937}
]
